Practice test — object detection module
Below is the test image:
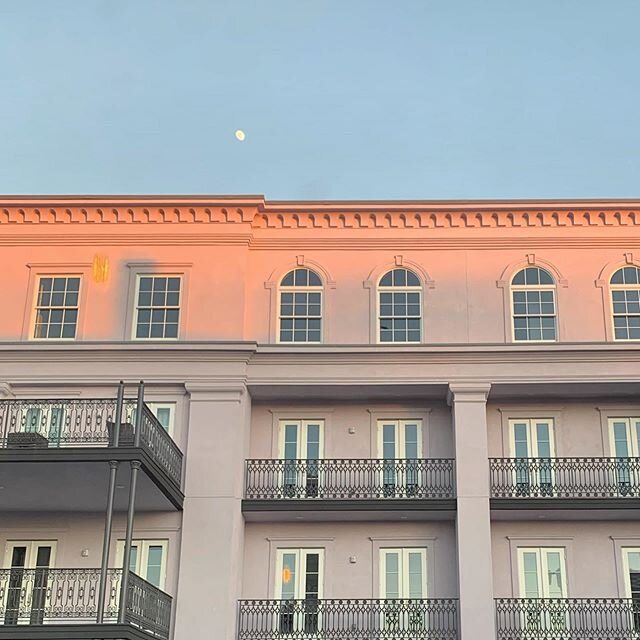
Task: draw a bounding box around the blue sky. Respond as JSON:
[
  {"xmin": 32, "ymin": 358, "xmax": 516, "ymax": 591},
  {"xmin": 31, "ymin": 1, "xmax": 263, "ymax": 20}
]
[{"xmin": 0, "ymin": 1, "xmax": 638, "ymax": 198}]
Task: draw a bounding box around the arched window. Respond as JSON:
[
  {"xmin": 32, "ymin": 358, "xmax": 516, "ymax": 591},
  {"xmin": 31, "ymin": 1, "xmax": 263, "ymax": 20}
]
[
  {"xmin": 378, "ymin": 268, "xmax": 422, "ymax": 343},
  {"xmin": 278, "ymin": 268, "xmax": 323, "ymax": 343},
  {"xmin": 511, "ymin": 267, "xmax": 557, "ymax": 342},
  {"xmin": 610, "ymin": 266, "xmax": 640, "ymax": 340}
]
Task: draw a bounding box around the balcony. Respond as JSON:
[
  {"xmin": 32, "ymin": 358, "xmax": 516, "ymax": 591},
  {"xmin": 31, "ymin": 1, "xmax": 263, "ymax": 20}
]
[
  {"xmin": 0, "ymin": 567, "xmax": 171, "ymax": 640},
  {"xmin": 490, "ymin": 457, "xmax": 640, "ymax": 518},
  {"xmin": 495, "ymin": 598, "xmax": 640, "ymax": 639},
  {"xmin": 243, "ymin": 458, "xmax": 456, "ymax": 521},
  {"xmin": 0, "ymin": 398, "xmax": 183, "ymax": 511},
  {"xmin": 238, "ymin": 598, "xmax": 459, "ymax": 639}
]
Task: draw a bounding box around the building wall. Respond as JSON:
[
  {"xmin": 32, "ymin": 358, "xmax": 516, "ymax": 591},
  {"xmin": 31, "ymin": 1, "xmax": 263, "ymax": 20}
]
[
  {"xmin": 242, "ymin": 521, "xmax": 458, "ymax": 600},
  {"xmin": 249, "ymin": 401, "xmax": 454, "ymax": 459}
]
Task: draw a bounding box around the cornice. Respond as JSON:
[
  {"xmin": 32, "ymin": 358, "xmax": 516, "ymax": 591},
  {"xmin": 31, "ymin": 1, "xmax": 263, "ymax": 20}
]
[{"xmin": 0, "ymin": 196, "xmax": 639, "ymax": 230}]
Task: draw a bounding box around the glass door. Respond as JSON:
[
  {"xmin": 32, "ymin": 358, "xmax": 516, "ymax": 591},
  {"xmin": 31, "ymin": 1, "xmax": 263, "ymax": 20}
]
[
  {"xmin": 517, "ymin": 547, "xmax": 568, "ymax": 636},
  {"xmin": 22, "ymin": 406, "xmax": 64, "ymax": 447},
  {"xmin": 622, "ymin": 549, "xmax": 640, "ymax": 632},
  {"xmin": 510, "ymin": 419, "xmax": 554, "ymax": 496},
  {"xmin": 276, "ymin": 549, "xmax": 323, "ymax": 636},
  {"xmin": 3, "ymin": 541, "xmax": 56, "ymax": 625},
  {"xmin": 378, "ymin": 421, "xmax": 422, "ymax": 497},
  {"xmin": 610, "ymin": 418, "xmax": 640, "ymax": 496},
  {"xmin": 280, "ymin": 421, "xmax": 323, "ymax": 498},
  {"xmin": 116, "ymin": 539, "xmax": 167, "ymax": 588},
  {"xmin": 380, "ymin": 548, "xmax": 427, "ymax": 635}
]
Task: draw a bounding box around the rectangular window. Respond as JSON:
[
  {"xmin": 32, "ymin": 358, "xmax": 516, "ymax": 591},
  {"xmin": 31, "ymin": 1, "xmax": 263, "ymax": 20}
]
[
  {"xmin": 116, "ymin": 539, "xmax": 167, "ymax": 589},
  {"xmin": 133, "ymin": 275, "xmax": 181, "ymax": 339},
  {"xmin": 279, "ymin": 420, "xmax": 324, "ymax": 498},
  {"xmin": 377, "ymin": 420, "xmax": 423, "ymax": 497},
  {"xmin": 3, "ymin": 541, "xmax": 57, "ymax": 626},
  {"xmin": 33, "ymin": 276, "xmax": 81, "ymax": 339},
  {"xmin": 275, "ymin": 549, "xmax": 324, "ymax": 635},
  {"xmin": 608, "ymin": 418, "xmax": 640, "ymax": 495},
  {"xmin": 509, "ymin": 418, "xmax": 555, "ymax": 497}
]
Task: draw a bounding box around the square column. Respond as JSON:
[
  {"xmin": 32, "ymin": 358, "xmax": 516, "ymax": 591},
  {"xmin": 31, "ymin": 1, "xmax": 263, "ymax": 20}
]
[
  {"xmin": 174, "ymin": 383, "xmax": 251, "ymax": 640},
  {"xmin": 447, "ymin": 383, "xmax": 496, "ymax": 640}
]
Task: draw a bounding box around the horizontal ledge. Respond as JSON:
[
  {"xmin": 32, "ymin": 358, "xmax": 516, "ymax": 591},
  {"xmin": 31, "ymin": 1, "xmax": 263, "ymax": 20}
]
[
  {"xmin": 242, "ymin": 499, "xmax": 457, "ymax": 512},
  {"xmin": 490, "ymin": 497, "xmax": 640, "ymax": 510}
]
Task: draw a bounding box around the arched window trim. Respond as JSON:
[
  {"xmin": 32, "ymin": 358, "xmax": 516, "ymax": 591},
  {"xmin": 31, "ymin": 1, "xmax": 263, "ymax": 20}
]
[
  {"xmin": 363, "ymin": 258, "xmax": 434, "ymax": 345},
  {"xmin": 509, "ymin": 267, "xmax": 558, "ymax": 343},
  {"xmin": 376, "ymin": 267, "xmax": 423, "ymax": 344},
  {"xmin": 596, "ymin": 256, "xmax": 640, "ymax": 342},
  {"xmin": 277, "ymin": 267, "xmax": 323, "ymax": 344},
  {"xmin": 265, "ymin": 258, "xmax": 335, "ymax": 344},
  {"xmin": 496, "ymin": 256, "xmax": 567, "ymax": 344}
]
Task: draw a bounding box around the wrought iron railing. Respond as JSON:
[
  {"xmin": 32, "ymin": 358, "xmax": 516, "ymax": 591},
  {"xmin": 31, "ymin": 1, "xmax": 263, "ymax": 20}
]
[
  {"xmin": 238, "ymin": 598, "xmax": 459, "ymax": 639},
  {"xmin": 0, "ymin": 398, "xmax": 182, "ymax": 486},
  {"xmin": 0, "ymin": 567, "xmax": 171, "ymax": 638},
  {"xmin": 490, "ymin": 457, "xmax": 640, "ymax": 499},
  {"xmin": 245, "ymin": 458, "xmax": 455, "ymax": 500},
  {"xmin": 124, "ymin": 570, "xmax": 173, "ymax": 638},
  {"xmin": 495, "ymin": 597, "xmax": 640, "ymax": 639}
]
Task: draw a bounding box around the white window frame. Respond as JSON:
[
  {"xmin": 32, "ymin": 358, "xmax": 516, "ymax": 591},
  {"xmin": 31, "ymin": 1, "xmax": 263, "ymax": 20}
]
[
  {"xmin": 621, "ymin": 548, "xmax": 640, "ymax": 598},
  {"xmin": 610, "ymin": 267, "xmax": 640, "ymax": 342},
  {"xmin": 377, "ymin": 419, "xmax": 424, "ymax": 459},
  {"xmin": 517, "ymin": 547, "xmax": 568, "ymax": 598},
  {"xmin": 379, "ymin": 547, "xmax": 428, "ymax": 598},
  {"xmin": 146, "ymin": 402, "xmax": 175, "ymax": 436},
  {"xmin": 276, "ymin": 269, "xmax": 324, "ymax": 344},
  {"xmin": 278, "ymin": 420, "xmax": 325, "ymax": 460},
  {"xmin": 608, "ymin": 418, "xmax": 640, "ymax": 458},
  {"xmin": 510, "ymin": 268, "xmax": 558, "ymax": 343},
  {"xmin": 30, "ymin": 275, "xmax": 82, "ymax": 341},
  {"xmin": 274, "ymin": 548, "xmax": 325, "ymax": 600},
  {"xmin": 508, "ymin": 418, "xmax": 556, "ymax": 458},
  {"xmin": 115, "ymin": 539, "xmax": 168, "ymax": 590},
  {"xmin": 3, "ymin": 541, "xmax": 57, "ymax": 569},
  {"xmin": 131, "ymin": 274, "xmax": 182, "ymax": 341},
  {"xmin": 376, "ymin": 269, "xmax": 423, "ymax": 344}
]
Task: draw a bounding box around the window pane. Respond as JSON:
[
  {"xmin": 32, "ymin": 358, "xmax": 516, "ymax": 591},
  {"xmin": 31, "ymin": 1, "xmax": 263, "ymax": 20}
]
[
  {"xmin": 146, "ymin": 546, "xmax": 163, "ymax": 587},
  {"xmin": 281, "ymin": 553, "xmax": 296, "ymax": 599},
  {"xmin": 384, "ymin": 552, "xmax": 400, "ymax": 599},
  {"xmin": 408, "ymin": 552, "xmax": 424, "ymax": 598},
  {"xmin": 522, "ymin": 552, "xmax": 540, "ymax": 598}
]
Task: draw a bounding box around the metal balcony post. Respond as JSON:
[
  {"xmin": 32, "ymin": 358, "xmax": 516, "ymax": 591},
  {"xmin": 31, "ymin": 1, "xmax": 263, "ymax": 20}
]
[
  {"xmin": 97, "ymin": 380, "xmax": 124, "ymax": 623},
  {"xmin": 118, "ymin": 381, "xmax": 144, "ymax": 623}
]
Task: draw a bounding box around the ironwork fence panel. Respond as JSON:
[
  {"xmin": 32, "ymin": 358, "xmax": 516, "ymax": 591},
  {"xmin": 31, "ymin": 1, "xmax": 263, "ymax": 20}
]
[
  {"xmin": 238, "ymin": 598, "xmax": 459, "ymax": 640},
  {"xmin": 490, "ymin": 457, "xmax": 640, "ymax": 499},
  {"xmin": 495, "ymin": 598, "xmax": 640, "ymax": 639},
  {"xmin": 125, "ymin": 570, "xmax": 172, "ymax": 639},
  {"xmin": 245, "ymin": 458, "xmax": 455, "ymax": 500}
]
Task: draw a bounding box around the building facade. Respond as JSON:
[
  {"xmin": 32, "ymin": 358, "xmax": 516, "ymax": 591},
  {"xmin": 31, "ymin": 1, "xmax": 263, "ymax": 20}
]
[{"xmin": 0, "ymin": 196, "xmax": 639, "ymax": 640}]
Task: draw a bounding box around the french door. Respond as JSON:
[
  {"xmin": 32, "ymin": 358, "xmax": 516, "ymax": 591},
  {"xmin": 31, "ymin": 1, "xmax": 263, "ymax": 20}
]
[
  {"xmin": 3, "ymin": 541, "xmax": 56, "ymax": 625},
  {"xmin": 21, "ymin": 405, "xmax": 64, "ymax": 447},
  {"xmin": 609, "ymin": 418, "xmax": 640, "ymax": 495},
  {"xmin": 378, "ymin": 420, "xmax": 422, "ymax": 497},
  {"xmin": 115, "ymin": 539, "xmax": 167, "ymax": 589},
  {"xmin": 510, "ymin": 419, "xmax": 555, "ymax": 496},
  {"xmin": 380, "ymin": 548, "xmax": 428, "ymax": 635},
  {"xmin": 276, "ymin": 549, "xmax": 323, "ymax": 635},
  {"xmin": 279, "ymin": 421, "xmax": 323, "ymax": 498},
  {"xmin": 517, "ymin": 547, "xmax": 568, "ymax": 636},
  {"xmin": 622, "ymin": 549, "xmax": 640, "ymax": 632}
]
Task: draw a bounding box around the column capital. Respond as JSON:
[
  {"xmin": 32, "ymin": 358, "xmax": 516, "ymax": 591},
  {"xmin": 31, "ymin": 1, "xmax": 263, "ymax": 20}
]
[
  {"xmin": 184, "ymin": 381, "xmax": 247, "ymax": 402},
  {"xmin": 447, "ymin": 383, "xmax": 491, "ymax": 405}
]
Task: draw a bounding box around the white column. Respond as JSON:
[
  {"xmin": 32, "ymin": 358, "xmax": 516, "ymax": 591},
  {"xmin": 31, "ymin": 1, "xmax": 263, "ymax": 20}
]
[
  {"xmin": 447, "ymin": 383, "xmax": 496, "ymax": 640},
  {"xmin": 174, "ymin": 383, "xmax": 251, "ymax": 640}
]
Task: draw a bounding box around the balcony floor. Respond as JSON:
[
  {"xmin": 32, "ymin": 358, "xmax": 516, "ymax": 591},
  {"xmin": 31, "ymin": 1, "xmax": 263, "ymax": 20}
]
[
  {"xmin": 242, "ymin": 498, "xmax": 456, "ymax": 521},
  {"xmin": 0, "ymin": 623, "xmax": 163, "ymax": 640},
  {"xmin": 491, "ymin": 497, "xmax": 640, "ymax": 520},
  {"xmin": 0, "ymin": 449, "xmax": 183, "ymax": 511}
]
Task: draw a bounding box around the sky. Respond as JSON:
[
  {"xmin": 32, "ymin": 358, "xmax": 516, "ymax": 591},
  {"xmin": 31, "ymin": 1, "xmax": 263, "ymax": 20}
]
[{"xmin": 0, "ymin": 0, "xmax": 638, "ymax": 199}]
